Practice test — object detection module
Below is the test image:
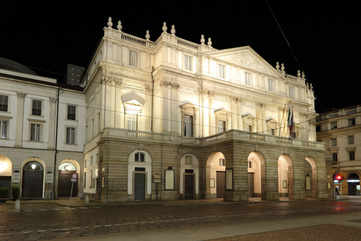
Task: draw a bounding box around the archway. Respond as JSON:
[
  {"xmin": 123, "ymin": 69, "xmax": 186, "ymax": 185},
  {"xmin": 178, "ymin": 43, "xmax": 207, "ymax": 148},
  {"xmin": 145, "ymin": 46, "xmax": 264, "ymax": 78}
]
[
  {"xmin": 248, "ymin": 152, "xmax": 265, "ymax": 200},
  {"xmin": 347, "ymin": 173, "xmax": 360, "ymax": 195},
  {"xmin": 22, "ymin": 161, "xmax": 44, "ymax": 199},
  {"xmin": 205, "ymin": 152, "xmax": 226, "ymax": 199},
  {"xmin": 180, "ymin": 154, "xmax": 199, "ymax": 200},
  {"xmin": 57, "ymin": 160, "xmax": 80, "ymax": 198},
  {"xmin": 0, "ymin": 155, "xmax": 12, "ymax": 199},
  {"xmin": 305, "ymin": 157, "xmax": 317, "ymax": 199},
  {"xmin": 128, "ymin": 150, "xmax": 152, "ymax": 201},
  {"xmin": 278, "ymin": 155, "xmax": 294, "ymax": 200}
]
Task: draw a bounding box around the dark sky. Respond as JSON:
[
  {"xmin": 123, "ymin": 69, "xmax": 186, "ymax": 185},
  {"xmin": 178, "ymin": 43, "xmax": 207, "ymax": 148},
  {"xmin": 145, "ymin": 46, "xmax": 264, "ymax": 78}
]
[{"xmin": 1, "ymin": 1, "xmax": 360, "ymax": 113}]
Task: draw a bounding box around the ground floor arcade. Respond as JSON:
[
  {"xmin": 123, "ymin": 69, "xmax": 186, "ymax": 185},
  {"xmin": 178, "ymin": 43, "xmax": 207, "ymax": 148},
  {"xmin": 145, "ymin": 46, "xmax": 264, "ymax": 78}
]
[
  {"xmin": 89, "ymin": 136, "xmax": 327, "ymax": 202},
  {"xmin": 0, "ymin": 148, "xmax": 83, "ymax": 200}
]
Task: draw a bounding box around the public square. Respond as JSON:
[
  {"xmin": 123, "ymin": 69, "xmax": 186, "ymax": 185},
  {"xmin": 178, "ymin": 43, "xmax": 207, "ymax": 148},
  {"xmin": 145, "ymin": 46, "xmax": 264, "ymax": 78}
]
[{"xmin": 2, "ymin": 198, "xmax": 361, "ymax": 241}]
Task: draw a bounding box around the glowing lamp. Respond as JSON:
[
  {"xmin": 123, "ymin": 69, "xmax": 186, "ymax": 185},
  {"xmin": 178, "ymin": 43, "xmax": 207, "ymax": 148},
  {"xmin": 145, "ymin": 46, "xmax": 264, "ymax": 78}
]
[{"xmin": 335, "ymin": 175, "xmax": 343, "ymax": 181}]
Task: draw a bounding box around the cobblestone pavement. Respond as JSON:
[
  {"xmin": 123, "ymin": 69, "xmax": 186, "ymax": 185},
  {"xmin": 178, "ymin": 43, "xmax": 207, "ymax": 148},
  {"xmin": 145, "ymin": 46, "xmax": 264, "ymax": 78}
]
[{"xmin": 1, "ymin": 199, "xmax": 361, "ymax": 241}]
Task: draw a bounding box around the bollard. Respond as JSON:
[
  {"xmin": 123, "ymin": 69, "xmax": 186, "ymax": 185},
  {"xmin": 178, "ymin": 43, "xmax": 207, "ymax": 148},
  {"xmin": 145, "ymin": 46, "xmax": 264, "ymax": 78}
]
[{"xmin": 15, "ymin": 199, "xmax": 21, "ymax": 212}]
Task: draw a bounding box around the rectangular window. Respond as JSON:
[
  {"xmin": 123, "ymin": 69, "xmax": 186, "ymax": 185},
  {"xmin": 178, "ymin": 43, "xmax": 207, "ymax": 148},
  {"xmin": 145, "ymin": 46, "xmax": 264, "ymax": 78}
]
[
  {"xmin": 129, "ymin": 50, "xmax": 138, "ymax": 66},
  {"xmin": 32, "ymin": 99, "xmax": 42, "ymax": 116},
  {"xmin": 349, "ymin": 151, "xmax": 355, "ymax": 161},
  {"xmin": 268, "ymin": 79, "xmax": 274, "ymax": 91},
  {"xmin": 67, "ymin": 105, "xmax": 76, "ymax": 120},
  {"xmin": 245, "ymin": 72, "xmax": 252, "ymax": 86},
  {"xmin": 218, "ymin": 64, "xmax": 225, "ymax": 79},
  {"xmin": 219, "ymin": 158, "xmax": 225, "ymax": 166},
  {"xmin": 330, "ymin": 121, "xmax": 337, "ymax": 129},
  {"xmin": 0, "ymin": 120, "xmax": 8, "ymax": 139},
  {"xmin": 135, "ymin": 152, "xmax": 145, "ymax": 162},
  {"xmin": 30, "ymin": 123, "xmax": 41, "ymax": 142},
  {"xmin": 348, "ymin": 118, "xmax": 356, "ymax": 127},
  {"xmin": 289, "ymin": 86, "xmax": 295, "ymax": 98},
  {"xmin": 184, "ymin": 55, "xmax": 193, "ymax": 71},
  {"xmin": 0, "ymin": 95, "xmax": 8, "ymax": 112},
  {"xmin": 249, "ymin": 125, "xmax": 253, "ymax": 133},
  {"xmin": 271, "ymin": 128, "xmax": 276, "ymax": 136},
  {"xmin": 66, "ymin": 127, "xmax": 76, "ymax": 145},
  {"xmin": 217, "ymin": 120, "xmax": 226, "ymax": 133},
  {"xmin": 183, "ymin": 115, "xmax": 193, "ymax": 137},
  {"xmin": 331, "ymin": 138, "xmax": 337, "ymax": 146},
  {"xmin": 332, "ymin": 153, "xmax": 338, "ymax": 163},
  {"xmin": 127, "ymin": 115, "xmax": 137, "ymax": 131},
  {"xmin": 316, "ymin": 125, "xmax": 321, "ymax": 132},
  {"xmin": 248, "ymin": 161, "xmax": 252, "ymax": 168},
  {"xmin": 348, "ymin": 135, "xmax": 355, "ymax": 145}
]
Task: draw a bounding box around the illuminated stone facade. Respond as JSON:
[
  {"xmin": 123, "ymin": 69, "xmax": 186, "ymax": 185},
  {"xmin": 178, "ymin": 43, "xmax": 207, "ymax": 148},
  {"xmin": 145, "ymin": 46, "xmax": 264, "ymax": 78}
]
[
  {"xmin": 316, "ymin": 105, "xmax": 361, "ymax": 196},
  {"xmin": 82, "ymin": 19, "xmax": 327, "ymax": 201}
]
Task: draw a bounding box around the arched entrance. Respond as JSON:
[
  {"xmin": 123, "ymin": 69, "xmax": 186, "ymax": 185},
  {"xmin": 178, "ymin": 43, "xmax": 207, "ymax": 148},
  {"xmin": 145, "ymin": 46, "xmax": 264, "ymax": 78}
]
[
  {"xmin": 22, "ymin": 161, "xmax": 44, "ymax": 199},
  {"xmin": 0, "ymin": 155, "xmax": 12, "ymax": 199},
  {"xmin": 58, "ymin": 161, "xmax": 79, "ymax": 197},
  {"xmin": 180, "ymin": 154, "xmax": 199, "ymax": 200},
  {"xmin": 128, "ymin": 150, "xmax": 152, "ymax": 201},
  {"xmin": 347, "ymin": 173, "xmax": 360, "ymax": 195},
  {"xmin": 305, "ymin": 157, "xmax": 317, "ymax": 199},
  {"xmin": 248, "ymin": 152, "xmax": 265, "ymax": 200},
  {"xmin": 205, "ymin": 152, "xmax": 226, "ymax": 199},
  {"xmin": 278, "ymin": 155, "xmax": 294, "ymax": 200}
]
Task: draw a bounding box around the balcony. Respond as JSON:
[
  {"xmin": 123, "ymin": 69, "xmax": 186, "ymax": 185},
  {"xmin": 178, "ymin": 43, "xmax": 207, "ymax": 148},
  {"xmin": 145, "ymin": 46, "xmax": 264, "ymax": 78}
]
[{"xmin": 100, "ymin": 128, "xmax": 325, "ymax": 151}]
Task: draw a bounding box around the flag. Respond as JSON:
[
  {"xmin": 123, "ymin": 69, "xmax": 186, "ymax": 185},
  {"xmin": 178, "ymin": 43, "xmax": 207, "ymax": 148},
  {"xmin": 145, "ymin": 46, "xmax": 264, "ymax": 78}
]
[{"xmin": 287, "ymin": 106, "xmax": 295, "ymax": 138}]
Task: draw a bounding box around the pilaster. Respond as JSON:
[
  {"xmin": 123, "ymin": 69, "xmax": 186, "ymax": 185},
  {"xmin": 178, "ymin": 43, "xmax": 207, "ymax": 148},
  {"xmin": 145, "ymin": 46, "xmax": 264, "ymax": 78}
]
[{"xmin": 15, "ymin": 92, "xmax": 26, "ymax": 147}]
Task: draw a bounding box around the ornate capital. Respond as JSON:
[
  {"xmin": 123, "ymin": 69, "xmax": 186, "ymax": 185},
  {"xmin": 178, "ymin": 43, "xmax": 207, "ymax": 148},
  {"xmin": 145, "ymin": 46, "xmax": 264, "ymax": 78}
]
[
  {"xmin": 49, "ymin": 97, "xmax": 57, "ymax": 103},
  {"xmin": 16, "ymin": 92, "xmax": 26, "ymax": 98}
]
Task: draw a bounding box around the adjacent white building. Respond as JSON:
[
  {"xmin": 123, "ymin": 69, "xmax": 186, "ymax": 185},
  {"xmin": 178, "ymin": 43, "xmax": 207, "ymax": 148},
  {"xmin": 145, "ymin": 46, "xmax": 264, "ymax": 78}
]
[{"xmin": 0, "ymin": 58, "xmax": 85, "ymax": 199}]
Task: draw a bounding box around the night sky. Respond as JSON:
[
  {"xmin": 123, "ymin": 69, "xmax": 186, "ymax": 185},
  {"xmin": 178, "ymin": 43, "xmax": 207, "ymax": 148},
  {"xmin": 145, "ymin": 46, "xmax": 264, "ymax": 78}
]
[{"xmin": 1, "ymin": 1, "xmax": 360, "ymax": 113}]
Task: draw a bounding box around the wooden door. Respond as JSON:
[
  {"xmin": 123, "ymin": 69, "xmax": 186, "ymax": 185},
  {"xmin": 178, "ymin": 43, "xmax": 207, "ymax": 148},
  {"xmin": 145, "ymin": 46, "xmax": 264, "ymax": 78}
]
[
  {"xmin": 22, "ymin": 161, "xmax": 43, "ymax": 199},
  {"xmin": 184, "ymin": 174, "xmax": 194, "ymax": 200},
  {"xmin": 58, "ymin": 171, "xmax": 78, "ymax": 197},
  {"xmin": 216, "ymin": 171, "xmax": 225, "ymax": 198},
  {"xmin": 0, "ymin": 176, "xmax": 11, "ymax": 199},
  {"xmin": 134, "ymin": 173, "xmax": 146, "ymax": 201}
]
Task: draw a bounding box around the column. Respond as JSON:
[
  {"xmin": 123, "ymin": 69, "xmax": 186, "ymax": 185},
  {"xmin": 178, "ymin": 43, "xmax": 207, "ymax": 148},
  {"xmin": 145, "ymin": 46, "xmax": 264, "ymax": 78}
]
[
  {"xmin": 15, "ymin": 92, "xmax": 26, "ymax": 147},
  {"xmin": 48, "ymin": 97, "xmax": 57, "ymax": 149}
]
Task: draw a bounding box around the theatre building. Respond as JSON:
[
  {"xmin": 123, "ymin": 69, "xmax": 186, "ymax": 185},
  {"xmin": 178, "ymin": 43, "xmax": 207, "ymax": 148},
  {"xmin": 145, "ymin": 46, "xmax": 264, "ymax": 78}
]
[
  {"xmin": 80, "ymin": 18, "xmax": 328, "ymax": 202},
  {"xmin": 0, "ymin": 58, "xmax": 86, "ymax": 200},
  {"xmin": 316, "ymin": 105, "xmax": 361, "ymax": 195}
]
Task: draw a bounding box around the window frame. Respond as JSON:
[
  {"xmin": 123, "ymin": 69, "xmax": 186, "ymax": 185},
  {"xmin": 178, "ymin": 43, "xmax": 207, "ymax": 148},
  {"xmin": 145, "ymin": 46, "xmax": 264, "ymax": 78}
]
[
  {"xmin": 32, "ymin": 99, "xmax": 42, "ymax": 116},
  {"xmin": 66, "ymin": 127, "xmax": 76, "ymax": 145},
  {"xmin": 348, "ymin": 135, "xmax": 355, "ymax": 145},
  {"xmin": 183, "ymin": 114, "xmax": 194, "ymax": 137},
  {"xmin": 67, "ymin": 104, "xmax": 76, "ymax": 120},
  {"xmin": 218, "ymin": 64, "xmax": 225, "ymax": 79},
  {"xmin": 135, "ymin": 152, "xmax": 145, "ymax": 162},
  {"xmin": 0, "ymin": 95, "xmax": 9, "ymax": 112},
  {"xmin": 348, "ymin": 118, "xmax": 356, "ymax": 127},
  {"xmin": 331, "ymin": 138, "xmax": 337, "ymax": 146},
  {"xmin": 0, "ymin": 119, "xmax": 9, "ymax": 139},
  {"xmin": 129, "ymin": 50, "xmax": 138, "ymax": 67},
  {"xmin": 245, "ymin": 72, "xmax": 252, "ymax": 86},
  {"xmin": 30, "ymin": 122, "xmax": 41, "ymax": 142},
  {"xmin": 184, "ymin": 54, "xmax": 193, "ymax": 72},
  {"xmin": 268, "ymin": 79, "xmax": 274, "ymax": 91},
  {"xmin": 330, "ymin": 121, "xmax": 337, "ymax": 130},
  {"xmin": 349, "ymin": 151, "xmax": 355, "ymax": 161}
]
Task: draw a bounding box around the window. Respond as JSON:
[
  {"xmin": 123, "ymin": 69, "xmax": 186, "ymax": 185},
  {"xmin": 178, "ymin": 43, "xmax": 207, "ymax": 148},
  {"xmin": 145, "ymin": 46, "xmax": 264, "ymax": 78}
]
[
  {"xmin": 0, "ymin": 95, "xmax": 8, "ymax": 112},
  {"xmin": 217, "ymin": 120, "xmax": 226, "ymax": 133},
  {"xmin": 219, "ymin": 158, "xmax": 225, "ymax": 166},
  {"xmin": 67, "ymin": 105, "xmax": 76, "ymax": 120},
  {"xmin": 248, "ymin": 161, "xmax": 252, "ymax": 168},
  {"xmin": 316, "ymin": 125, "xmax": 321, "ymax": 132},
  {"xmin": 348, "ymin": 135, "xmax": 354, "ymax": 145},
  {"xmin": 218, "ymin": 64, "xmax": 225, "ymax": 79},
  {"xmin": 331, "ymin": 138, "xmax": 337, "ymax": 146},
  {"xmin": 289, "ymin": 86, "xmax": 295, "ymax": 98},
  {"xmin": 129, "ymin": 50, "xmax": 138, "ymax": 66},
  {"xmin": 32, "ymin": 99, "xmax": 42, "ymax": 116},
  {"xmin": 330, "ymin": 121, "xmax": 337, "ymax": 129},
  {"xmin": 348, "ymin": 118, "xmax": 356, "ymax": 127},
  {"xmin": 30, "ymin": 123, "xmax": 41, "ymax": 142},
  {"xmin": 268, "ymin": 79, "xmax": 274, "ymax": 91},
  {"xmin": 0, "ymin": 120, "xmax": 8, "ymax": 139},
  {"xmin": 135, "ymin": 152, "xmax": 145, "ymax": 162},
  {"xmin": 245, "ymin": 72, "xmax": 252, "ymax": 86},
  {"xmin": 127, "ymin": 115, "xmax": 137, "ymax": 131},
  {"xmin": 185, "ymin": 156, "xmax": 192, "ymax": 165},
  {"xmin": 332, "ymin": 153, "xmax": 338, "ymax": 163},
  {"xmin": 271, "ymin": 128, "xmax": 276, "ymax": 136},
  {"xmin": 184, "ymin": 55, "xmax": 193, "ymax": 71},
  {"xmin": 249, "ymin": 125, "xmax": 253, "ymax": 133},
  {"xmin": 66, "ymin": 127, "xmax": 76, "ymax": 145},
  {"xmin": 183, "ymin": 115, "xmax": 193, "ymax": 137},
  {"xmin": 349, "ymin": 151, "xmax": 355, "ymax": 161}
]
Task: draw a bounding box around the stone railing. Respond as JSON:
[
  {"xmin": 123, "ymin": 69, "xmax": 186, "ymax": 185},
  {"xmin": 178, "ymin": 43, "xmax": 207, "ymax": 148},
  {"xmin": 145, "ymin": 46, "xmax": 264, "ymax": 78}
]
[{"xmin": 102, "ymin": 128, "xmax": 324, "ymax": 150}]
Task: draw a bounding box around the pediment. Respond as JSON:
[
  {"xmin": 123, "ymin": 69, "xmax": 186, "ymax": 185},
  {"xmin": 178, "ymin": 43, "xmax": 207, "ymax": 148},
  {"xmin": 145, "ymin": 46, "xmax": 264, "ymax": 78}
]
[{"xmin": 211, "ymin": 46, "xmax": 280, "ymax": 77}]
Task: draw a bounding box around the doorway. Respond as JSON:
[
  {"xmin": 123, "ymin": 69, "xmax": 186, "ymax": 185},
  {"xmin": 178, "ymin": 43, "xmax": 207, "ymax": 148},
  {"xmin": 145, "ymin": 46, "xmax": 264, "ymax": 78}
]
[
  {"xmin": 22, "ymin": 161, "xmax": 44, "ymax": 199},
  {"xmin": 134, "ymin": 171, "xmax": 146, "ymax": 201},
  {"xmin": 216, "ymin": 171, "xmax": 225, "ymax": 198},
  {"xmin": 184, "ymin": 170, "xmax": 194, "ymax": 200}
]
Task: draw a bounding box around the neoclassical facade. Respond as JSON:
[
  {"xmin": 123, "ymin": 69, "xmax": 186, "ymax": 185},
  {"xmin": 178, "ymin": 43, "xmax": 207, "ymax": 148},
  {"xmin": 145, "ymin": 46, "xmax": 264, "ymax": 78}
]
[
  {"xmin": 316, "ymin": 105, "xmax": 361, "ymax": 196},
  {"xmin": 0, "ymin": 59, "xmax": 86, "ymax": 200},
  {"xmin": 81, "ymin": 18, "xmax": 327, "ymax": 202}
]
